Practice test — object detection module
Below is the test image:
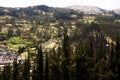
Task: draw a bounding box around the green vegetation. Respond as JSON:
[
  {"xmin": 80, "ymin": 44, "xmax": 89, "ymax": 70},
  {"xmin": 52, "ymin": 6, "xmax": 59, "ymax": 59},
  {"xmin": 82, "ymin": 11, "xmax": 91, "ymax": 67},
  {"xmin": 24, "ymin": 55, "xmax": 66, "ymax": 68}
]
[
  {"xmin": 0, "ymin": 31, "xmax": 120, "ymax": 80},
  {"xmin": 7, "ymin": 37, "xmax": 23, "ymax": 44},
  {"xmin": 0, "ymin": 5, "xmax": 120, "ymax": 80},
  {"xmin": 6, "ymin": 37, "xmax": 24, "ymax": 50}
]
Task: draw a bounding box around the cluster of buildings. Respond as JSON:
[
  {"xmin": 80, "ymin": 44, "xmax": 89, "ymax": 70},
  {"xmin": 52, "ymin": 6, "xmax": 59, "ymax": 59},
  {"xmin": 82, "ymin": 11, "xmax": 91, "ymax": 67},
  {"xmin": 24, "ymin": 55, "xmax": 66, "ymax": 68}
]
[{"xmin": 0, "ymin": 45, "xmax": 18, "ymax": 70}]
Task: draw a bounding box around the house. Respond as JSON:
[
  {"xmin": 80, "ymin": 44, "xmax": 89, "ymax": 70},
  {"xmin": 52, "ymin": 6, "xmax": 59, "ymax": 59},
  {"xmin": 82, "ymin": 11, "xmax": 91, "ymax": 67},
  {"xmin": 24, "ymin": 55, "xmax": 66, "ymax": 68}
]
[{"xmin": 0, "ymin": 45, "xmax": 19, "ymax": 69}]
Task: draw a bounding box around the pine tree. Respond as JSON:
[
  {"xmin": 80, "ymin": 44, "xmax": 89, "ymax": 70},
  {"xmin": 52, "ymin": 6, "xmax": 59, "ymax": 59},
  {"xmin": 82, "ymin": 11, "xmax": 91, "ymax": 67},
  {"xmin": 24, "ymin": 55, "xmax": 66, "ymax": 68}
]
[
  {"xmin": 50, "ymin": 48, "xmax": 61, "ymax": 80},
  {"xmin": 113, "ymin": 37, "xmax": 120, "ymax": 79},
  {"xmin": 23, "ymin": 49, "xmax": 30, "ymax": 80},
  {"xmin": 76, "ymin": 43, "xmax": 87, "ymax": 80},
  {"xmin": 32, "ymin": 66, "xmax": 37, "ymax": 80},
  {"xmin": 85, "ymin": 40, "xmax": 95, "ymax": 79},
  {"xmin": 12, "ymin": 59, "xmax": 18, "ymax": 80},
  {"xmin": 36, "ymin": 45, "xmax": 44, "ymax": 80},
  {"xmin": 1, "ymin": 63, "xmax": 11, "ymax": 80},
  {"xmin": 62, "ymin": 30, "xmax": 71, "ymax": 80},
  {"xmin": 45, "ymin": 53, "xmax": 49, "ymax": 80}
]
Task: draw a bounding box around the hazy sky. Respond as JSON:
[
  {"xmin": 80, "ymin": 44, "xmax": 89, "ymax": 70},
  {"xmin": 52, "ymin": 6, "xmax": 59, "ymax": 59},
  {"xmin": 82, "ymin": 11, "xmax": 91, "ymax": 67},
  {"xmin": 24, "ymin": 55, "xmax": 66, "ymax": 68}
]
[{"xmin": 0, "ymin": 0, "xmax": 120, "ymax": 10}]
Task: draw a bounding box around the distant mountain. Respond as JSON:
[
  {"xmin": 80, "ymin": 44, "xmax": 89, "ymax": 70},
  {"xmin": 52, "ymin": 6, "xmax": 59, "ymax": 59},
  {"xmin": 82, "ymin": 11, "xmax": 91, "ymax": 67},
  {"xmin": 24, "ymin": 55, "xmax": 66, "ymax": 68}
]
[
  {"xmin": 33, "ymin": 5, "xmax": 53, "ymax": 12},
  {"xmin": 35, "ymin": 5, "xmax": 78, "ymax": 14},
  {"xmin": 112, "ymin": 9, "xmax": 120, "ymax": 14},
  {"xmin": 65, "ymin": 5, "xmax": 106, "ymax": 14},
  {"xmin": 0, "ymin": 5, "xmax": 120, "ymax": 17}
]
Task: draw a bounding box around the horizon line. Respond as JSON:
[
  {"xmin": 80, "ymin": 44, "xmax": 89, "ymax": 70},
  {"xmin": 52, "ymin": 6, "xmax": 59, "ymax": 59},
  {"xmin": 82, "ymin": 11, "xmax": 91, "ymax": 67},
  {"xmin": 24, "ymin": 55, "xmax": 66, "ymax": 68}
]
[{"xmin": 0, "ymin": 4, "xmax": 119, "ymax": 10}]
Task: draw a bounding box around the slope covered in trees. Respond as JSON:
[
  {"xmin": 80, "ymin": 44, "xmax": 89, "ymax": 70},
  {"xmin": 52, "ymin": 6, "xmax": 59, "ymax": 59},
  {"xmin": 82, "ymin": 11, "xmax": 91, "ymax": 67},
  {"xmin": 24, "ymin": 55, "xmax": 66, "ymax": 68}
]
[
  {"xmin": 0, "ymin": 5, "xmax": 120, "ymax": 80},
  {"xmin": 0, "ymin": 30, "xmax": 120, "ymax": 80}
]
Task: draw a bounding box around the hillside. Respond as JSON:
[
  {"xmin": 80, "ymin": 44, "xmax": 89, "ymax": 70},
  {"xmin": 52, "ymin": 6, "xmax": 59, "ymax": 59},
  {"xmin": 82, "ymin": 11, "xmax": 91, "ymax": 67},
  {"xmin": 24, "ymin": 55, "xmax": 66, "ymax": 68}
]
[
  {"xmin": 0, "ymin": 5, "xmax": 120, "ymax": 46},
  {"xmin": 0, "ymin": 4, "xmax": 120, "ymax": 80},
  {"xmin": 0, "ymin": 5, "xmax": 120, "ymax": 17},
  {"xmin": 112, "ymin": 9, "xmax": 120, "ymax": 14},
  {"xmin": 65, "ymin": 5, "xmax": 106, "ymax": 14}
]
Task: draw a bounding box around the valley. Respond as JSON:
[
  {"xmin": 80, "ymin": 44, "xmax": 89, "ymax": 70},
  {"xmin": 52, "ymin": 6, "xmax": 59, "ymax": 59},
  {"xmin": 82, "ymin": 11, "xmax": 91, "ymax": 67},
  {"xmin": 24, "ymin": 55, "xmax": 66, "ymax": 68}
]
[{"xmin": 0, "ymin": 5, "xmax": 120, "ymax": 80}]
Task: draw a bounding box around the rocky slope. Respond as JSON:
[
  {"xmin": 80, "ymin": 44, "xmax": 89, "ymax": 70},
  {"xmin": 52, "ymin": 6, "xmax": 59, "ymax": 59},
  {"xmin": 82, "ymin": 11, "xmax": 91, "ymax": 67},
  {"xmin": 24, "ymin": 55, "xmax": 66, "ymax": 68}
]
[
  {"xmin": 112, "ymin": 9, "xmax": 120, "ymax": 14},
  {"xmin": 65, "ymin": 5, "xmax": 106, "ymax": 14}
]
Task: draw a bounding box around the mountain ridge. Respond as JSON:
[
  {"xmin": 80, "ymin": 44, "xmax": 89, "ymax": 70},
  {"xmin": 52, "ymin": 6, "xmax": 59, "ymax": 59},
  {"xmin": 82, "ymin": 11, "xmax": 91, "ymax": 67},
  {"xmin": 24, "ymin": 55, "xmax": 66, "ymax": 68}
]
[
  {"xmin": 65, "ymin": 5, "xmax": 106, "ymax": 14},
  {"xmin": 0, "ymin": 5, "xmax": 120, "ymax": 15}
]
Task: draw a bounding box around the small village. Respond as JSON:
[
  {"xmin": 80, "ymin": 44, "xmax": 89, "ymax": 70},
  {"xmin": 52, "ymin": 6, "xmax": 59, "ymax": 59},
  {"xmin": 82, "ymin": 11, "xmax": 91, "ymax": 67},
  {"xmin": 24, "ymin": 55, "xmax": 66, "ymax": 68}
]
[
  {"xmin": 0, "ymin": 2, "xmax": 120, "ymax": 79},
  {"xmin": 0, "ymin": 45, "xmax": 20, "ymax": 71}
]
